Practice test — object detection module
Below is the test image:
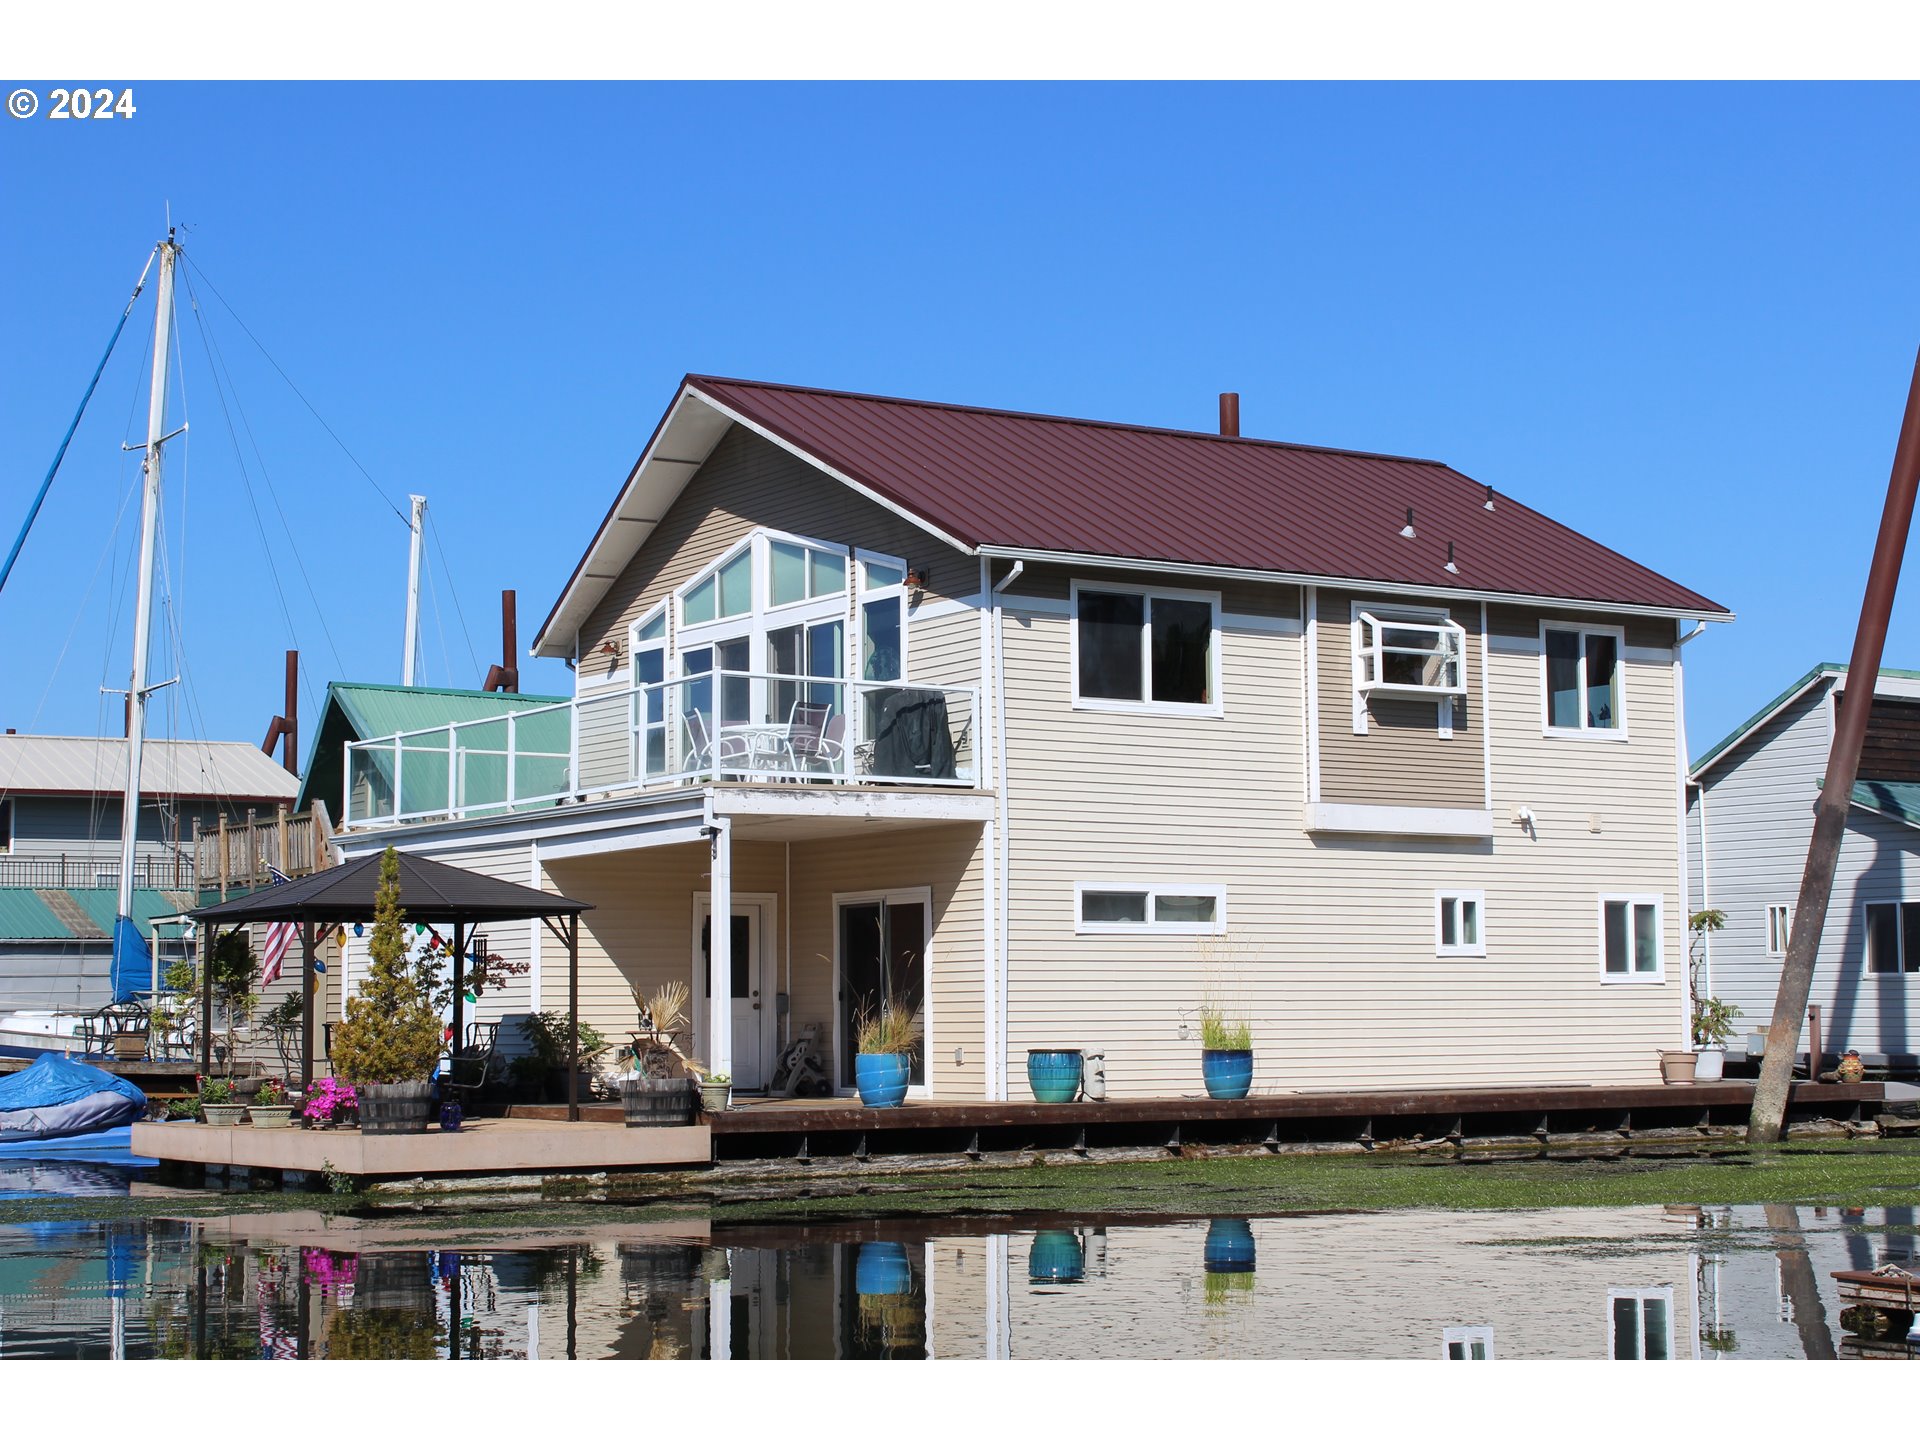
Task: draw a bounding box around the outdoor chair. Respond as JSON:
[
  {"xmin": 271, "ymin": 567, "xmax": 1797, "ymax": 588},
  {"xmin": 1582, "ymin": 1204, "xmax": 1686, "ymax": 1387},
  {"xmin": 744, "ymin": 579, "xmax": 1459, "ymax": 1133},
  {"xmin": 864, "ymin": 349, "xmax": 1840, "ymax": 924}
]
[
  {"xmin": 681, "ymin": 709, "xmax": 753, "ymax": 777},
  {"xmin": 442, "ymin": 1020, "xmax": 503, "ymax": 1110},
  {"xmin": 781, "ymin": 700, "xmax": 835, "ymax": 773}
]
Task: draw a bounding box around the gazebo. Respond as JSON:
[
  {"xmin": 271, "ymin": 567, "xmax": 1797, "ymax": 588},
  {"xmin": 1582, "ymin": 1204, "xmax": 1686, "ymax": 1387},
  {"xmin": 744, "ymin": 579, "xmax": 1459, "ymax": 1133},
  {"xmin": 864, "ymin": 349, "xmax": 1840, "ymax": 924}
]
[{"xmin": 188, "ymin": 849, "xmax": 595, "ymax": 1119}]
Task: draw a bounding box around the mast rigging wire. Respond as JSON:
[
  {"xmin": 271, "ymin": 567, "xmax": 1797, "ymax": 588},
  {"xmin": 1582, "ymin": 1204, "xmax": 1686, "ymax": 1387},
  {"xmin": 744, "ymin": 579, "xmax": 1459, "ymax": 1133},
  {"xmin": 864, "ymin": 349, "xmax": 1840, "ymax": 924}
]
[{"xmin": 0, "ymin": 245, "xmax": 161, "ymax": 597}]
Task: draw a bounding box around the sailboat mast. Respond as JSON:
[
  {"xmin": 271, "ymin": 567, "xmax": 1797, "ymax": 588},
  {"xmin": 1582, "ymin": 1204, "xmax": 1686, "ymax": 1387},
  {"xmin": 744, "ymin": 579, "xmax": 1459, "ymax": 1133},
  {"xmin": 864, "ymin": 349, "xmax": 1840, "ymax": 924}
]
[
  {"xmin": 115, "ymin": 233, "xmax": 178, "ymax": 925},
  {"xmin": 402, "ymin": 493, "xmax": 426, "ymax": 684}
]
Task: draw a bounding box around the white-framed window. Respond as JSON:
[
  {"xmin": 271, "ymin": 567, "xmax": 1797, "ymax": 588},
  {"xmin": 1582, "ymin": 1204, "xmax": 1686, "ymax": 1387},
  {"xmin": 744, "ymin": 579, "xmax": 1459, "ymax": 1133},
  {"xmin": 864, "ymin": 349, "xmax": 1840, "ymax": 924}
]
[
  {"xmin": 679, "ymin": 538, "xmax": 756, "ymax": 629},
  {"xmin": 1442, "ymin": 1325, "xmax": 1495, "ymax": 1360},
  {"xmin": 1356, "ymin": 610, "xmax": 1466, "ymax": 698},
  {"xmin": 629, "ymin": 603, "xmax": 669, "ymax": 780},
  {"xmin": 1608, "ymin": 1288, "xmax": 1673, "ymax": 1360},
  {"xmin": 1599, "ymin": 894, "xmax": 1664, "ymax": 982},
  {"xmin": 0, "ymin": 796, "xmax": 10, "ymax": 853},
  {"xmin": 1071, "ymin": 580, "xmax": 1221, "ymax": 714},
  {"xmin": 1074, "ymin": 882, "xmax": 1227, "ymax": 935},
  {"xmin": 1435, "ymin": 890, "xmax": 1486, "ymax": 957},
  {"xmin": 857, "ymin": 548, "xmax": 908, "ymax": 685},
  {"xmin": 767, "ymin": 536, "xmax": 848, "ymax": 611},
  {"xmin": 1542, "ymin": 621, "xmax": 1627, "ymax": 736},
  {"xmin": 1863, "ymin": 900, "xmax": 1920, "ymax": 975},
  {"xmin": 1765, "ymin": 902, "xmax": 1793, "ymax": 959}
]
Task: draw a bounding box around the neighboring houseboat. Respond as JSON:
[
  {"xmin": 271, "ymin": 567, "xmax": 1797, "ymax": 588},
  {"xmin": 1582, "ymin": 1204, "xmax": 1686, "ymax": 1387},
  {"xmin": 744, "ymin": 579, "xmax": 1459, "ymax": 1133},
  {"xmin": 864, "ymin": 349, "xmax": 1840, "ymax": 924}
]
[
  {"xmin": 328, "ymin": 376, "xmax": 1728, "ymax": 1101},
  {"xmin": 1687, "ymin": 663, "xmax": 1920, "ymax": 1074},
  {"xmin": 0, "ymin": 734, "xmax": 297, "ymax": 1019}
]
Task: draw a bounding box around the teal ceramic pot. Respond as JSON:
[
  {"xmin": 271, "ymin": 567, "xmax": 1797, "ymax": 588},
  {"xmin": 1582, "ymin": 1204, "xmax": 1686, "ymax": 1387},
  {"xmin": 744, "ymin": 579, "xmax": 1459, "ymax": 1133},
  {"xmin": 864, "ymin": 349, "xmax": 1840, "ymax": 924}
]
[
  {"xmin": 1028, "ymin": 1229, "xmax": 1086, "ymax": 1284},
  {"xmin": 855, "ymin": 1241, "xmax": 913, "ymax": 1296},
  {"xmin": 1201, "ymin": 1049, "xmax": 1253, "ymax": 1099},
  {"xmin": 855, "ymin": 1052, "xmax": 911, "ymax": 1107},
  {"xmin": 1026, "ymin": 1049, "xmax": 1083, "ymax": 1102},
  {"xmin": 1203, "ymin": 1218, "xmax": 1256, "ymax": 1273}
]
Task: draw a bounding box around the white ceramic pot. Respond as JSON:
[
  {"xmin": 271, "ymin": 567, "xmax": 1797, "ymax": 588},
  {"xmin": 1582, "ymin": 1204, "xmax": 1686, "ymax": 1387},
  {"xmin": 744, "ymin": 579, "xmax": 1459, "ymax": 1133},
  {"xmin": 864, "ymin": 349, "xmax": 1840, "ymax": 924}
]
[{"xmin": 1693, "ymin": 1046, "xmax": 1726, "ymax": 1081}]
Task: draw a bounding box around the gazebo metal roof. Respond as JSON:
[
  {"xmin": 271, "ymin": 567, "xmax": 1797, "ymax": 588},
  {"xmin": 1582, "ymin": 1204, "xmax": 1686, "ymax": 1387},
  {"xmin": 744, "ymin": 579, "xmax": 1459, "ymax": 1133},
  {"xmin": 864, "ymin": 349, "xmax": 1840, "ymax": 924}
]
[{"xmin": 188, "ymin": 849, "xmax": 592, "ymax": 925}]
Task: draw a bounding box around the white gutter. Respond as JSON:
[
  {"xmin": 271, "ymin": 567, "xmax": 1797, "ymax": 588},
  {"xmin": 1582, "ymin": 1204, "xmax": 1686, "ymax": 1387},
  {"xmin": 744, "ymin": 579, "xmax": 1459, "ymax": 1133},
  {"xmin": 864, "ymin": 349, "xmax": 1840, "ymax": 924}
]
[{"xmin": 975, "ymin": 545, "xmax": 1734, "ymax": 626}]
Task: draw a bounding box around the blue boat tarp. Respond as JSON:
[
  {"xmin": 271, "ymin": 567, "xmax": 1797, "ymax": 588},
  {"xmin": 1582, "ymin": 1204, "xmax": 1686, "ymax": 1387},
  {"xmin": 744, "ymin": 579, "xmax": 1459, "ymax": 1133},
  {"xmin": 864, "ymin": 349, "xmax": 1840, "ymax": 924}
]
[{"xmin": 0, "ymin": 1054, "xmax": 147, "ymax": 1143}]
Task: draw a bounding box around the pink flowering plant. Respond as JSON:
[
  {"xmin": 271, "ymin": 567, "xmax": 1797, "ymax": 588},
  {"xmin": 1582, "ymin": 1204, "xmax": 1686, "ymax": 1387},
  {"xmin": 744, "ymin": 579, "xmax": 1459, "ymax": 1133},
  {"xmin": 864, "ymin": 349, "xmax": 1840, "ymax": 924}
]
[
  {"xmin": 302, "ymin": 1247, "xmax": 358, "ymax": 1291},
  {"xmin": 302, "ymin": 1076, "xmax": 357, "ymax": 1123}
]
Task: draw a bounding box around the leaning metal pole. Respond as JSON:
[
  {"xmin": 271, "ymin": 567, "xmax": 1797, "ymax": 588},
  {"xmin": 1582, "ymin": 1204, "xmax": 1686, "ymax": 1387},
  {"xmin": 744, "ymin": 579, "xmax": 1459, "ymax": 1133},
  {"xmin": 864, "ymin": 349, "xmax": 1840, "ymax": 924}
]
[{"xmin": 1750, "ymin": 347, "xmax": 1920, "ymax": 1142}]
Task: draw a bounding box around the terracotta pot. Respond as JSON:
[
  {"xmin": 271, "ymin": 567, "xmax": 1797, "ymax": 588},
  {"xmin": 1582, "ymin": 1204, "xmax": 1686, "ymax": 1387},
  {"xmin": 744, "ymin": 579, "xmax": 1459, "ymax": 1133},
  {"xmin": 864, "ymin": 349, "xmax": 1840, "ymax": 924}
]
[{"xmin": 1659, "ymin": 1049, "xmax": 1699, "ymax": 1084}]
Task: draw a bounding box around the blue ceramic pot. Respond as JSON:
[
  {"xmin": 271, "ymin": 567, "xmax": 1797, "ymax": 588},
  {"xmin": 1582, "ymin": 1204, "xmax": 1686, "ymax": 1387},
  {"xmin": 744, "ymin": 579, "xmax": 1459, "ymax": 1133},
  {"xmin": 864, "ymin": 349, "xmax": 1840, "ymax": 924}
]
[
  {"xmin": 1203, "ymin": 1218, "xmax": 1257, "ymax": 1274},
  {"xmin": 1201, "ymin": 1049, "xmax": 1253, "ymax": 1100},
  {"xmin": 855, "ymin": 1241, "xmax": 913, "ymax": 1296},
  {"xmin": 855, "ymin": 1052, "xmax": 911, "ymax": 1108},
  {"xmin": 1028, "ymin": 1229, "xmax": 1085, "ymax": 1284},
  {"xmin": 439, "ymin": 1100, "xmax": 463, "ymax": 1132},
  {"xmin": 1026, "ymin": 1049, "xmax": 1084, "ymax": 1103}
]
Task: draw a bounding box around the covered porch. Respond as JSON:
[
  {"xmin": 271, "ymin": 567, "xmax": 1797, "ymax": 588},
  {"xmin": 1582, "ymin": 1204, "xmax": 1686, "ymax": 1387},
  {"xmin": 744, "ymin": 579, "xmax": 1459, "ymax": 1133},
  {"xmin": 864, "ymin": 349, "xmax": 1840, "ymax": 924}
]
[{"xmin": 519, "ymin": 783, "xmax": 995, "ymax": 1103}]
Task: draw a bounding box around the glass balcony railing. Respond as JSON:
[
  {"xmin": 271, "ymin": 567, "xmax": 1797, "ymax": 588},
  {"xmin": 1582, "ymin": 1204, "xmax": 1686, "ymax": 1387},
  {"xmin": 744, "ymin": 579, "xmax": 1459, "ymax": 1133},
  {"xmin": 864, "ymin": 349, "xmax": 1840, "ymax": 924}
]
[{"xmin": 343, "ymin": 673, "xmax": 980, "ymax": 827}]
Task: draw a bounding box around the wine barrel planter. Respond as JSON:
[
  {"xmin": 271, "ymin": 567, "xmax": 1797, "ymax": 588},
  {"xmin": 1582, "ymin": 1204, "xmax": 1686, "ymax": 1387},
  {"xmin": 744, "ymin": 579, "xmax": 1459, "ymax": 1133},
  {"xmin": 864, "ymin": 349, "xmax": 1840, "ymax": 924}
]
[
  {"xmin": 1026, "ymin": 1049, "xmax": 1083, "ymax": 1102},
  {"xmin": 854, "ymin": 1053, "xmax": 911, "ymax": 1108},
  {"xmin": 622, "ymin": 1077, "xmax": 696, "ymax": 1127},
  {"xmin": 358, "ymin": 1081, "xmax": 434, "ymax": 1135},
  {"xmin": 1201, "ymin": 1049, "xmax": 1253, "ymax": 1099}
]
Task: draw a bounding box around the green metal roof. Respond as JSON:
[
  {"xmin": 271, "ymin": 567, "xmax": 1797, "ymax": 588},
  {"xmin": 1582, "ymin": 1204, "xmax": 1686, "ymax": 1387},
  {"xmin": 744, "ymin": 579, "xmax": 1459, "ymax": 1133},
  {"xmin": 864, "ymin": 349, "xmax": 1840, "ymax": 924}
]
[
  {"xmin": 1689, "ymin": 662, "xmax": 1920, "ymax": 779},
  {"xmin": 1851, "ymin": 779, "xmax": 1920, "ymax": 832},
  {"xmin": 297, "ymin": 682, "xmax": 568, "ymax": 812},
  {"xmin": 0, "ymin": 887, "xmax": 196, "ymax": 942}
]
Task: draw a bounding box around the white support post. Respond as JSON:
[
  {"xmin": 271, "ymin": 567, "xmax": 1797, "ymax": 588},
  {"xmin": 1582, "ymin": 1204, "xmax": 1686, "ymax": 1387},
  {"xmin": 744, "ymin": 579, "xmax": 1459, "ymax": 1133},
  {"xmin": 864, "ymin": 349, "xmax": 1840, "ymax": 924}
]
[{"xmin": 708, "ymin": 817, "xmax": 733, "ymax": 1079}]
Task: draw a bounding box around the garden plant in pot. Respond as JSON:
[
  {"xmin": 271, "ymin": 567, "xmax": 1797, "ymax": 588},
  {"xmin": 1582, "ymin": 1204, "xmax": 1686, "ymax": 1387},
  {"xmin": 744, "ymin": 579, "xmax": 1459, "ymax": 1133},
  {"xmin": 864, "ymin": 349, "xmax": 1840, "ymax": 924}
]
[
  {"xmin": 328, "ymin": 848, "xmax": 444, "ymax": 1136},
  {"xmin": 1199, "ymin": 1006, "xmax": 1254, "ymax": 1099},
  {"xmin": 513, "ymin": 1010, "xmax": 610, "ymax": 1102},
  {"xmin": 196, "ymin": 1076, "xmax": 246, "ymax": 1127},
  {"xmin": 619, "ymin": 982, "xmax": 699, "ymax": 1126},
  {"xmin": 854, "ymin": 1001, "xmax": 918, "ymax": 1108},
  {"xmin": 247, "ymin": 1077, "xmax": 295, "ymax": 1128},
  {"xmin": 1687, "ymin": 909, "xmax": 1740, "ymax": 1081}
]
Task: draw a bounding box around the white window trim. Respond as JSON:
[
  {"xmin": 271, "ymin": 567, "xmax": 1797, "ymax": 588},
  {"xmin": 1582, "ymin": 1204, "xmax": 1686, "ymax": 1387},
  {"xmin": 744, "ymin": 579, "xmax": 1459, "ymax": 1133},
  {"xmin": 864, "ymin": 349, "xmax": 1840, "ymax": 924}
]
[
  {"xmin": 0, "ymin": 797, "xmax": 11, "ymax": 854},
  {"xmin": 1598, "ymin": 892, "xmax": 1665, "ymax": 984},
  {"xmin": 1441, "ymin": 1325, "xmax": 1496, "ymax": 1360},
  {"xmin": 855, "ymin": 546, "xmax": 911, "ymax": 685},
  {"xmin": 1607, "ymin": 1286, "xmax": 1675, "ymax": 1361},
  {"xmin": 763, "ymin": 530, "xmax": 852, "ymax": 617},
  {"xmin": 1540, "ymin": 620, "xmax": 1630, "ymax": 740},
  {"xmin": 1862, "ymin": 898, "xmax": 1920, "ymax": 977},
  {"xmin": 627, "ymin": 600, "xmax": 671, "ymax": 780},
  {"xmin": 1073, "ymin": 881, "xmax": 1228, "ymax": 936},
  {"xmin": 1350, "ymin": 599, "xmax": 1459, "ymax": 737},
  {"xmin": 1764, "ymin": 901, "xmax": 1794, "ymax": 960},
  {"xmin": 676, "ymin": 532, "xmax": 760, "ymax": 631},
  {"xmin": 1069, "ymin": 579, "xmax": 1224, "ymax": 717},
  {"xmin": 1435, "ymin": 889, "xmax": 1487, "ymax": 958}
]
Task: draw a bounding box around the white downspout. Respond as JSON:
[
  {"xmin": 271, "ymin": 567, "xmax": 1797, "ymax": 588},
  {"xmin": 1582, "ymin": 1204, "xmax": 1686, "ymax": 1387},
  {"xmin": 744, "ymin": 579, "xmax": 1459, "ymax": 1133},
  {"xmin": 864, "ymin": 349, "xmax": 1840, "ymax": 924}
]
[
  {"xmin": 1674, "ymin": 622, "xmax": 1706, "ymax": 1044},
  {"xmin": 989, "ymin": 559, "xmax": 1023, "ymax": 1101}
]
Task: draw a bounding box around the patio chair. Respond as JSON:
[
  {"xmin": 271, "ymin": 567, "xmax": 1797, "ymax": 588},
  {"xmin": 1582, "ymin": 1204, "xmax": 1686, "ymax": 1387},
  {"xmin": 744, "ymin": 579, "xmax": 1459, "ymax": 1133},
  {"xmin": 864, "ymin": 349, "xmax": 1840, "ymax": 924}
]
[
  {"xmin": 682, "ymin": 709, "xmax": 754, "ymax": 776},
  {"xmin": 442, "ymin": 1020, "xmax": 503, "ymax": 1110},
  {"xmin": 782, "ymin": 700, "xmax": 835, "ymax": 772}
]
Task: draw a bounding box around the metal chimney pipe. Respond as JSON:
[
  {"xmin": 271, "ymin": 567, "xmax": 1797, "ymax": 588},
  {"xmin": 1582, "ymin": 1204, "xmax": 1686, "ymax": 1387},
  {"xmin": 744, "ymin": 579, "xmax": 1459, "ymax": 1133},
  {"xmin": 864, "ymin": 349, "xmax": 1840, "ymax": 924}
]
[
  {"xmin": 1218, "ymin": 392, "xmax": 1240, "ymax": 438},
  {"xmin": 502, "ymin": 589, "xmax": 519, "ymax": 694},
  {"xmin": 282, "ymin": 649, "xmax": 299, "ymax": 774}
]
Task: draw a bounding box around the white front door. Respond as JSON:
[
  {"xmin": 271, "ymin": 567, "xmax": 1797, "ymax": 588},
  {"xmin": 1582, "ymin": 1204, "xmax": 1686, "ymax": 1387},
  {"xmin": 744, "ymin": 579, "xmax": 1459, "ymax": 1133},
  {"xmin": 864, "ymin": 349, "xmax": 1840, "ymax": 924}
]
[{"xmin": 695, "ymin": 899, "xmax": 768, "ymax": 1089}]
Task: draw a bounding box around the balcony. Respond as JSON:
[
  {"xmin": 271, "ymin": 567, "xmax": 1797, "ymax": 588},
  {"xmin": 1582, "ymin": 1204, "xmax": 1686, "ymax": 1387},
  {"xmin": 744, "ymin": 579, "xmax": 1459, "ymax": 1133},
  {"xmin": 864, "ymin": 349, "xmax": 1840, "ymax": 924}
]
[{"xmin": 342, "ymin": 672, "xmax": 982, "ymax": 828}]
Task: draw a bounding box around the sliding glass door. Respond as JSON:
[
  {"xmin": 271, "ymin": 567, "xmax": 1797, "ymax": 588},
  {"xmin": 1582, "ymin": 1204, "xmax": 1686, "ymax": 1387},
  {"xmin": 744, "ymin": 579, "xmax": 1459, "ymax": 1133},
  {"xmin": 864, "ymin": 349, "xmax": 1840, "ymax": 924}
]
[{"xmin": 837, "ymin": 892, "xmax": 928, "ymax": 1088}]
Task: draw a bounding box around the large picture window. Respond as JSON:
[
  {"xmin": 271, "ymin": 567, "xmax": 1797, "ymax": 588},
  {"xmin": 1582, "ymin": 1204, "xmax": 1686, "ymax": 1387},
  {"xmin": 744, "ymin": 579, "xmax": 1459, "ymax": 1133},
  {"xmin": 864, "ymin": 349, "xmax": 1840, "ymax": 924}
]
[
  {"xmin": 1543, "ymin": 623, "xmax": 1625, "ymax": 735},
  {"xmin": 1864, "ymin": 900, "xmax": 1920, "ymax": 974},
  {"xmin": 1072, "ymin": 582, "xmax": 1219, "ymax": 712}
]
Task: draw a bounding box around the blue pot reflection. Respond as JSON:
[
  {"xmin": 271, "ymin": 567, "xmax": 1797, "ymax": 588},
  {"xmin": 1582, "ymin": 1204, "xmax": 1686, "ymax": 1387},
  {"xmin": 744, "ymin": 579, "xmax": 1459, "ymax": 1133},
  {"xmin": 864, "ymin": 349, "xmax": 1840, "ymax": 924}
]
[
  {"xmin": 1203, "ymin": 1218, "xmax": 1256, "ymax": 1273},
  {"xmin": 1028, "ymin": 1229, "xmax": 1086, "ymax": 1284},
  {"xmin": 854, "ymin": 1241, "xmax": 913, "ymax": 1297}
]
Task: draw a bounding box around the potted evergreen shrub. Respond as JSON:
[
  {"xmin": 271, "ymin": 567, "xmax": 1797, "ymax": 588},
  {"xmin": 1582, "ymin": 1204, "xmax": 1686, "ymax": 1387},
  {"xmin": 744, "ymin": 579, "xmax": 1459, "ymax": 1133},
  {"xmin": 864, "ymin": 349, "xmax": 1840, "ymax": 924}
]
[
  {"xmin": 853, "ymin": 1002, "xmax": 917, "ymax": 1108},
  {"xmin": 329, "ymin": 848, "xmax": 444, "ymax": 1135},
  {"xmin": 247, "ymin": 1077, "xmax": 294, "ymax": 1129},
  {"xmin": 1199, "ymin": 1006, "xmax": 1254, "ymax": 1099}
]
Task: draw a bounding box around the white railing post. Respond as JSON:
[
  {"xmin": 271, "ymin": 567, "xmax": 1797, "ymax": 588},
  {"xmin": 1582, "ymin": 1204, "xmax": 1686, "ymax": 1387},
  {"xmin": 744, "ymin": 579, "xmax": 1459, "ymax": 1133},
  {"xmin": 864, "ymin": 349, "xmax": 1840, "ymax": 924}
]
[
  {"xmin": 446, "ymin": 724, "xmax": 458, "ymax": 817},
  {"xmin": 506, "ymin": 711, "xmax": 518, "ymax": 810},
  {"xmin": 393, "ymin": 736, "xmax": 405, "ymax": 822}
]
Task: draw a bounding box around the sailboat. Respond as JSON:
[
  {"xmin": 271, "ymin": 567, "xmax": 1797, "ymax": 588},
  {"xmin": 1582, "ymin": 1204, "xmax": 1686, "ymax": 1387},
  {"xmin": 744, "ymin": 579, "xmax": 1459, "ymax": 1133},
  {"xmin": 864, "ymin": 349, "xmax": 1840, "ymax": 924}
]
[{"xmin": 0, "ymin": 234, "xmax": 182, "ymax": 1060}]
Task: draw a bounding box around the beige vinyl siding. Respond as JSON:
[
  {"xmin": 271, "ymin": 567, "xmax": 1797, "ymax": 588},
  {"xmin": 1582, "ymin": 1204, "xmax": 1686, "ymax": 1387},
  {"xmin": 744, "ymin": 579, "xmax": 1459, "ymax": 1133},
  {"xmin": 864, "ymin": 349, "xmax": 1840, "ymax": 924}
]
[
  {"xmin": 1315, "ymin": 588, "xmax": 1484, "ymax": 809},
  {"xmin": 789, "ymin": 822, "xmax": 989, "ymax": 1100},
  {"xmin": 907, "ymin": 605, "xmax": 985, "ymax": 777},
  {"xmin": 579, "ymin": 426, "xmax": 970, "ymax": 661},
  {"xmin": 1002, "ymin": 563, "xmax": 1298, "ymax": 620},
  {"xmin": 997, "ymin": 586, "xmax": 1687, "ymax": 1099}
]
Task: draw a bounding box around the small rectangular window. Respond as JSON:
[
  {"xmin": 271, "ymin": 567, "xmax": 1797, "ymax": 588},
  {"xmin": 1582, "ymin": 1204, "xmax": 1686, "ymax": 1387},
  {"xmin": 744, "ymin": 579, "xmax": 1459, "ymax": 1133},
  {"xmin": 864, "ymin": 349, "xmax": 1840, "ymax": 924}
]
[
  {"xmin": 1543, "ymin": 624, "xmax": 1626, "ymax": 734},
  {"xmin": 1436, "ymin": 891, "xmax": 1486, "ymax": 957},
  {"xmin": 1442, "ymin": 1325, "xmax": 1495, "ymax": 1360},
  {"xmin": 1609, "ymin": 1289, "xmax": 1673, "ymax": 1360},
  {"xmin": 1073, "ymin": 584, "xmax": 1218, "ymax": 711},
  {"xmin": 1356, "ymin": 611, "xmax": 1466, "ymax": 697},
  {"xmin": 1765, "ymin": 903, "xmax": 1792, "ymax": 958},
  {"xmin": 1865, "ymin": 900, "xmax": 1920, "ymax": 974},
  {"xmin": 1601, "ymin": 895, "xmax": 1663, "ymax": 982},
  {"xmin": 0, "ymin": 797, "xmax": 10, "ymax": 854},
  {"xmin": 1076, "ymin": 883, "xmax": 1226, "ymax": 935}
]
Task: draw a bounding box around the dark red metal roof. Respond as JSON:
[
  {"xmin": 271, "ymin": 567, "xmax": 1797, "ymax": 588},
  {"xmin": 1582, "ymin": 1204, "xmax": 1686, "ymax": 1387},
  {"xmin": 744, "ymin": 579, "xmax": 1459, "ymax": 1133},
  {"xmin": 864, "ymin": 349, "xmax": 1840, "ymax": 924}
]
[{"xmin": 690, "ymin": 375, "xmax": 1725, "ymax": 615}]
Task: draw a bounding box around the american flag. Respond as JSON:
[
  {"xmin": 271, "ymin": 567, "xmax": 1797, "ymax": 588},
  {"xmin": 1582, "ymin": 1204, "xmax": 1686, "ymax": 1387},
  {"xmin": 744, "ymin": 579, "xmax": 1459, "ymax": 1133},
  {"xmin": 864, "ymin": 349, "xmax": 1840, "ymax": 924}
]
[{"xmin": 259, "ymin": 865, "xmax": 295, "ymax": 985}]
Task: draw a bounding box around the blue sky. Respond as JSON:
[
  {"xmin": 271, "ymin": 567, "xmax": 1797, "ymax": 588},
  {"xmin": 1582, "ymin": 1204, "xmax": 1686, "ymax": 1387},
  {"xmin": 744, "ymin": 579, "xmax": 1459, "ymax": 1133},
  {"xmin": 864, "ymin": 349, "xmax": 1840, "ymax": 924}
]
[{"xmin": 2, "ymin": 82, "xmax": 1918, "ymax": 761}]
